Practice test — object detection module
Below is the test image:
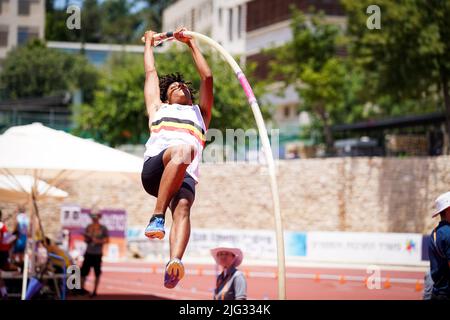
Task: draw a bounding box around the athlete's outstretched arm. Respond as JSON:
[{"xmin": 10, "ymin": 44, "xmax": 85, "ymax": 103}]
[
  {"xmin": 144, "ymin": 30, "xmax": 162, "ymax": 128},
  {"xmin": 174, "ymin": 28, "xmax": 213, "ymax": 129}
]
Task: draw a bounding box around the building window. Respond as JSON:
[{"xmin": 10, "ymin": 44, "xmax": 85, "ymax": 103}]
[
  {"xmin": 191, "ymin": 8, "xmax": 195, "ymax": 30},
  {"xmin": 0, "ymin": 0, "xmax": 10, "ymax": 15},
  {"xmin": 0, "ymin": 26, "xmax": 8, "ymax": 47},
  {"xmin": 218, "ymin": 7, "xmax": 222, "ymax": 25},
  {"xmin": 228, "ymin": 8, "xmax": 233, "ymax": 42},
  {"xmin": 238, "ymin": 5, "xmax": 242, "ymax": 39},
  {"xmin": 18, "ymin": 0, "xmax": 31, "ymax": 16},
  {"xmin": 17, "ymin": 26, "xmax": 38, "ymax": 45}
]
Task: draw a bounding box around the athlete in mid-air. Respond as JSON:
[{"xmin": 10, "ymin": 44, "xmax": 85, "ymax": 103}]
[{"xmin": 141, "ymin": 27, "xmax": 213, "ymax": 288}]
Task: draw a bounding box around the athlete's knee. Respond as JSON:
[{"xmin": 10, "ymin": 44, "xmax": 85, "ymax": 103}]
[
  {"xmin": 171, "ymin": 145, "xmax": 196, "ymax": 165},
  {"xmin": 174, "ymin": 198, "xmax": 192, "ymax": 218}
]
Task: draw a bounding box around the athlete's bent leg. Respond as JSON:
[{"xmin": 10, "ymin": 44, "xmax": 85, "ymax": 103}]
[
  {"xmin": 145, "ymin": 144, "xmax": 196, "ymax": 239},
  {"xmin": 155, "ymin": 144, "xmax": 196, "ymax": 216},
  {"xmin": 163, "ymin": 192, "xmax": 193, "ymax": 288}
]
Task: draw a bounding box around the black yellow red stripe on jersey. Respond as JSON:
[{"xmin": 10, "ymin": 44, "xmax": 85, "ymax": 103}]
[{"xmin": 150, "ymin": 117, "xmax": 206, "ymax": 146}]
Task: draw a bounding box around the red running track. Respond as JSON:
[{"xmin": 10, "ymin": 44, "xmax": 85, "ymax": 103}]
[{"xmin": 81, "ymin": 261, "xmax": 426, "ymax": 300}]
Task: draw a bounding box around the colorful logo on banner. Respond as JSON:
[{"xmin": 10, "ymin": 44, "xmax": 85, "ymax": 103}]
[
  {"xmin": 405, "ymin": 239, "xmax": 416, "ymax": 253},
  {"xmin": 285, "ymin": 232, "xmax": 307, "ymax": 257},
  {"xmin": 61, "ymin": 205, "xmax": 127, "ymax": 261}
]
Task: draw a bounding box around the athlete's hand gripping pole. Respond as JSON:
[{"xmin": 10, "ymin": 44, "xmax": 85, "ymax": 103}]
[{"xmin": 141, "ymin": 31, "xmax": 174, "ymax": 46}]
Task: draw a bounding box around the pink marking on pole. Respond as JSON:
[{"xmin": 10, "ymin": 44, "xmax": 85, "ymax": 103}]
[{"xmin": 237, "ymin": 72, "xmax": 256, "ymax": 104}]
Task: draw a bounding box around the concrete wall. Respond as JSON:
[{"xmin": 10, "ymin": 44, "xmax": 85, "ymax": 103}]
[{"xmin": 1, "ymin": 156, "xmax": 449, "ymax": 237}]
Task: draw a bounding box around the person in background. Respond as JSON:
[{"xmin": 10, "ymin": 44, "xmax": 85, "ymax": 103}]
[
  {"xmin": 0, "ymin": 209, "xmax": 9, "ymax": 299},
  {"xmin": 12, "ymin": 207, "xmax": 29, "ymax": 267},
  {"xmin": 423, "ymin": 271, "xmax": 433, "ymax": 300},
  {"xmin": 0, "ymin": 209, "xmax": 17, "ymax": 272},
  {"xmin": 79, "ymin": 210, "xmax": 109, "ymax": 298},
  {"xmin": 43, "ymin": 237, "xmax": 74, "ymax": 273},
  {"xmin": 210, "ymin": 246, "xmax": 247, "ymax": 300},
  {"xmin": 0, "ymin": 209, "xmax": 9, "ymax": 269},
  {"xmin": 428, "ymin": 191, "xmax": 450, "ymax": 300}
]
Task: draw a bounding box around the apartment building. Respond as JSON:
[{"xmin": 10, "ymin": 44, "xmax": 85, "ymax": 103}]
[
  {"xmin": 162, "ymin": 0, "xmax": 250, "ymax": 55},
  {"xmin": 0, "ymin": 0, "xmax": 45, "ymax": 65}
]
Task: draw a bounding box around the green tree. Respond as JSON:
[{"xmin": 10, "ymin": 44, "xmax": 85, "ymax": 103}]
[
  {"xmin": 343, "ymin": 0, "xmax": 450, "ymax": 152},
  {"xmin": 0, "ymin": 40, "xmax": 99, "ymax": 102},
  {"xmin": 99, "ymin": 0, "xmax": 141, "ymax": 43},
  {"xmin": 45, "ymin": 0, "xmax": 102, "ymax": 43},
  {"xmin": 45, "ymin": 0, "xmax": 176, "ymax": 44},
  {"xmin": 75, "ymin": 46, "xmax": 267, "ymax": 146},
  {"xmin": 268, "ymin": 9, "xmax": 356, "ymax": 154},
  {"xmin": 74, "ymin": 53, "xmax": 146, "ymax": 145}
]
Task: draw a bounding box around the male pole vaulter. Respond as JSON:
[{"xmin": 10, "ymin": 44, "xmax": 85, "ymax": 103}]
[{"xmin": 141, "ymin": 27, "xmax": 213, "ymax": 288}]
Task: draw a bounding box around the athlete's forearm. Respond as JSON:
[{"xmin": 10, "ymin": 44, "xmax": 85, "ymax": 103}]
[
  {"xmin": 188, "ymin": 41, "xmax": 212, "ymax": 80},
  {"xmin": 143, "ymin": 34, "xmax": 161, "ymax": 121},
  {"xmin": 144, "ymin": 40, "xmax": 156, "ymax": 74}
]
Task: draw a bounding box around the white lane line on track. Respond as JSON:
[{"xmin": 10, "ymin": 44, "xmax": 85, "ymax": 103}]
[
  {"xmin": 102, "ymin": 267, "xmax": 423, "ymax": 284},
  {"xmin": 104, "ymin": 260, "xmax": 429, "ymax": 272}
]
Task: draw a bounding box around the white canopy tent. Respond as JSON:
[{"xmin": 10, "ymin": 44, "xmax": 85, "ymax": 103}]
[
  {"xmin": 0, "ymin": 175, "xmax": 68, "ymax": 203},
  {"xmin": 0, "ymin": 122, "xmax": 142, "ymax": 173},
  {"xmin": 0, "ymin": 123, "xmax": 143, "ymax": 299}
]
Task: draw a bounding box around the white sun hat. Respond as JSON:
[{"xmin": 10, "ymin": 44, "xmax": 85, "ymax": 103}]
[
  {"xmin": 432, "ymin": 191, "xmax": 450, "ymax": 218},
  {"xmin": 210, "ymin": 246, "xmax": 244, "ymax": 267}
]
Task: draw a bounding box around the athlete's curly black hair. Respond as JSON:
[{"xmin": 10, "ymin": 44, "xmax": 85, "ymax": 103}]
[{"xmin": 159, "ymin": 72, "xmax": 197, "ymax": 103}]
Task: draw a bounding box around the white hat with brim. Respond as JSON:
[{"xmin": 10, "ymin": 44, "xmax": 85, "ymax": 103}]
[
  {"xmin": 432, "ymin": 192, "xmax": 450, "ymax": 218},
  {"xmin": 210, "ymin": 247, "xmax": 243, "ymax": 267}
]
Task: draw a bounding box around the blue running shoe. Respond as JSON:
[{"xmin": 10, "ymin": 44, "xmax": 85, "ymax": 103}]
[
  {"xmin": 144, "ymin": 216, "xmax": 165, "ymax": 239},
  {"xmin": 164, "ymin": 258, "xmax": 185, "ymax": 289}
]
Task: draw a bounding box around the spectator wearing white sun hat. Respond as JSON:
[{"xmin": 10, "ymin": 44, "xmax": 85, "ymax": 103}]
[
  {"xmin": 428, "ymin": 191, "xmax": 450, "ymax": 300},
  {"xmin": 211, "ymin": 246, "xmax": 247, "ymax": 300}
]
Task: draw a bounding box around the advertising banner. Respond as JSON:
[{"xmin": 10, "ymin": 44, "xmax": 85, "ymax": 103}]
[
  {"xmin": 61, "ymin": 205, "xmax": 127, "ymax": 261},
  {"xmin": 126, "ymin": 227, "xmax": 424, "ymax": 265},
  {"xmin": 126, "ymin": 227, "xmax": 307, "ymax": 260},
  {"xmin": 306, "ymin": 231, "xmax": 423, "ymax": 265}
]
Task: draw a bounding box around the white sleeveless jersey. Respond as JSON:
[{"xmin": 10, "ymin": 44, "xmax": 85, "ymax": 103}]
[{"xmin": 144, "ymin": 103, "xmax": 207, "ymax": 182}]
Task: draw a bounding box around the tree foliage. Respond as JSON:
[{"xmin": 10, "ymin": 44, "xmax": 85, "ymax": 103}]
[
  {"xmin": 343, "ymin": 0, "xmax": 450, "ymax": 151},
  {"xmin": 268, "ymin": 9, "xmax": 357, "ymax": 153},
  {"xmin": 0, "ymin": 40, "xmax": 99, "ymax": 102},
  {"xmin": 268, "ymin": 2, "xmax": 450, "ymax": 153},
  {"xmin": 45, "ymin": 0, "xmax": 176, "ymax": 44}
]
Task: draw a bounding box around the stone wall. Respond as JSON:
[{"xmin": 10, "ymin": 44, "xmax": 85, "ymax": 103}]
[{"xmin": 1, "ymin": 156, "xmax": 449, "ymax": 237}]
